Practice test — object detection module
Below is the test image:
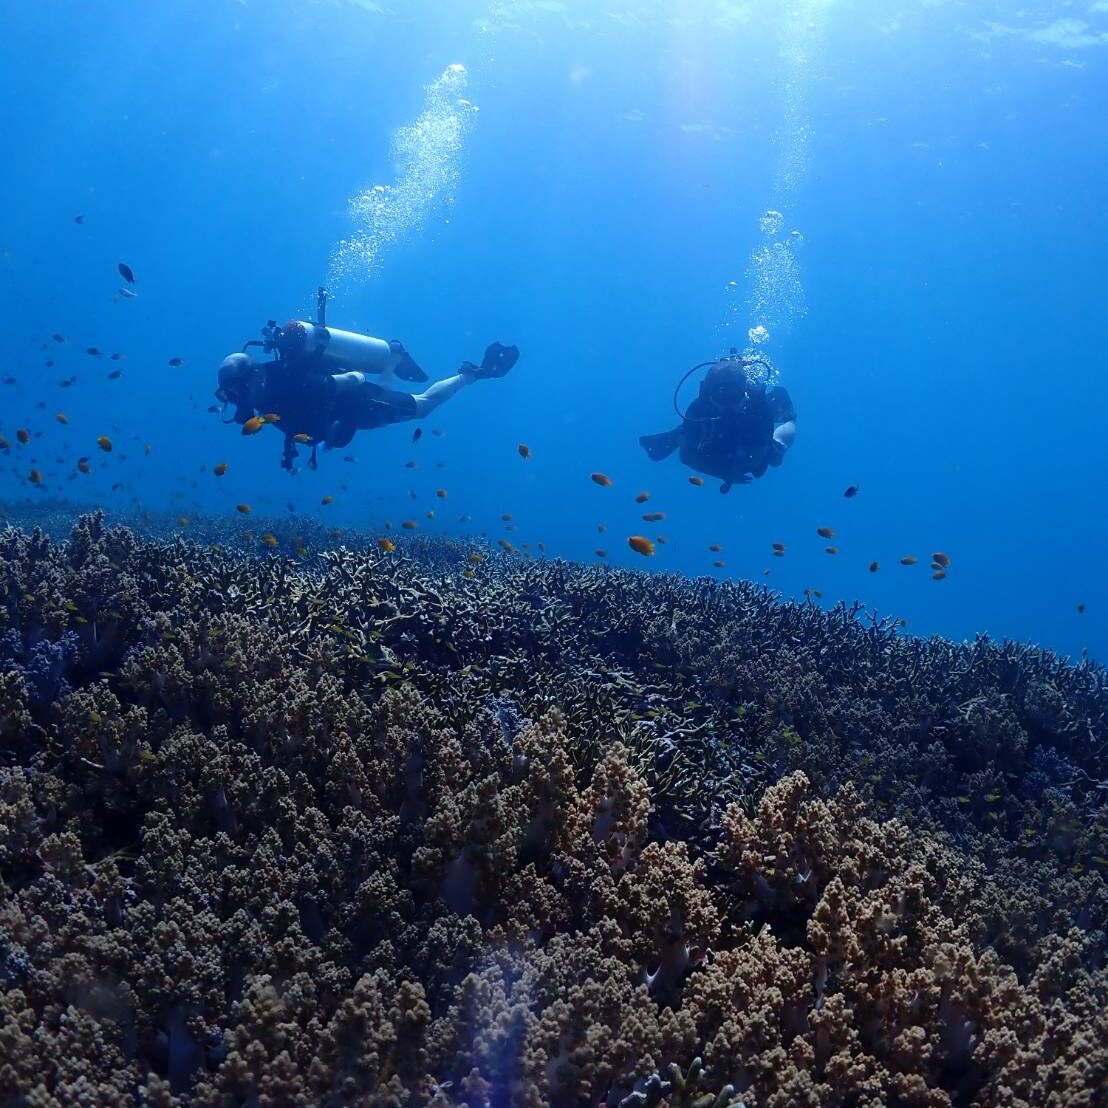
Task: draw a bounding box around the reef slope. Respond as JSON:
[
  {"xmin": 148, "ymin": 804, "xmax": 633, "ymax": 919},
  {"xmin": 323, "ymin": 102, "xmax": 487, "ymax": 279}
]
[{"xmin": 1, "ymin": 513, "xmax": 1106, "ymax": 1106}]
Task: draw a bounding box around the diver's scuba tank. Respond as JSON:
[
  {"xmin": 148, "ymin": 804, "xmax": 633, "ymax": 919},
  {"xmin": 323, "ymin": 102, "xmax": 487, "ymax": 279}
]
[{"xmin": 270, "ymin": 320, "xmax": 397, "ymax": 376}]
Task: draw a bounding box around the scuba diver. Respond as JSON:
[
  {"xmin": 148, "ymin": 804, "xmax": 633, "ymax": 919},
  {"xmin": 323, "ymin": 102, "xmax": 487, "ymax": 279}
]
[
  {"xmin": 215, "ymin": 289, "xmax": 519, "ymax": 471},
  {"xmin": 640, "ymin": 351, "xmax": 796, "ymax": 493}
]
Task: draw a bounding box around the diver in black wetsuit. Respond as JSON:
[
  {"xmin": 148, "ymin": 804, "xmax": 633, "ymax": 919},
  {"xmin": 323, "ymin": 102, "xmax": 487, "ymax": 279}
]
[
  {"xmin": 215, "ymin": 309, "xmax": 518, "ymax": 472},
  {"xmin": 639, "ymin": 353, "xmax": 796, "ymax": 493}
]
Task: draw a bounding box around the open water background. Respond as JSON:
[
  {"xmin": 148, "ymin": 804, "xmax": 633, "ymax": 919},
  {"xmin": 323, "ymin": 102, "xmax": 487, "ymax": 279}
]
[{"xmin": 0, "ymin": 0, "xmax": 1105, "ymax": 662}]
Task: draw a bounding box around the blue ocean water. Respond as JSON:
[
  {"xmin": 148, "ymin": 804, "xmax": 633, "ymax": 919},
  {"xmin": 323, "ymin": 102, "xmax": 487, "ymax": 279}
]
[{"xmin": 0, "ymin": 0, "xmax": 1104, "ymax": 662}]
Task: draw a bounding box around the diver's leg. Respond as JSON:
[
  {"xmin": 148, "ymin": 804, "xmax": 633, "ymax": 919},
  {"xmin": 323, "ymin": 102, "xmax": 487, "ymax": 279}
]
[{"xmin": 411, "ymin": 373, "xmax": 473, "ymax": 418}]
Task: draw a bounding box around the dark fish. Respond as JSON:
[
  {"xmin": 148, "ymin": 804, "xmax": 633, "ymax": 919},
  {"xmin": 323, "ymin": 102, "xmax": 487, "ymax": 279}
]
[
  {"xmin": 412, "ymin": 427, "xmax": 422, "ymax": 443},
  {"xmin": 843, "ymin": 485, "xmax": 859, "ymax": 498},
  {"xmin": 207, "ymin": 404, "xmax": 220, "ymax": 413},
  {"xmin": 86, "ymin": 347, "xmax": 102, "ymax": 356},
  {"xmin": 107, "ymin": 370, "xmax": 123, "ymax": 380},
  {"xmin": 2, "ymin": 377, "xmax": 15, "ymax": 385},
  {"xmin": 168, "ymin": 357, "xmax": 184, "ymax": 367},
  {"xmin": 110, "ymin": 352, "xmax": 124, "ymax": 361},
  {"xmin": 118, "ymin": 262, "xmax": 136, "ymax": 284},
  {"xmin": 343, "ymin": 455, "xmax": 357, "ymax": 463},
  {"xmin": 52, "ymin": 333, "xmax": 66, "ymax": 343},
  {"xmin": 116, "ymin": 288, "xmax": 138, "ymax": 299},
  {"xmin": 74, "ymin": 214, "xmax": 85, "ymax": 224}
]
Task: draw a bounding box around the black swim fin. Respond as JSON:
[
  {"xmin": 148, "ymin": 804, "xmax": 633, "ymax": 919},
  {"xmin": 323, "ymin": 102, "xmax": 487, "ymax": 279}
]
[
  {"xmin": 639, "ymin": 427, "xmax": 683, "ymax": 462},
  {"xmin": 467, "ymin": 342, "xmax": 519, "ymax": 380},
  {"xmin": 389, "ymin": 340, "xmax": 429, "ymax": 383}
]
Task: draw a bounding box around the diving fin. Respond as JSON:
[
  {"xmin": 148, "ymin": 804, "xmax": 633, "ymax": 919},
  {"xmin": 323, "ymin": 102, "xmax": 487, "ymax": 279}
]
[
  {"xmin": 389, "ymin": 340, "xmax": 429, "ymax": 383},
  {"xmin": 639, "ymin": 427, "xmax": 683, "ymax": 462}
]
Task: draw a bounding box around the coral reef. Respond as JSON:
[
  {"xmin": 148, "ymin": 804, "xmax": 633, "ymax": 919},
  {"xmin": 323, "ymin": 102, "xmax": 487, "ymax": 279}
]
[{"xmin": 1, "ymin": 511, "xmax": 1106, "ymax": 1106}]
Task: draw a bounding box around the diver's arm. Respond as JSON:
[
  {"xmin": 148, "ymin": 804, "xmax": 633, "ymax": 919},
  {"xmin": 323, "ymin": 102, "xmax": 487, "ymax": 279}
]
[{"xmin": 766, "ymin": 387, "xmax": 797, "ymax": 467}]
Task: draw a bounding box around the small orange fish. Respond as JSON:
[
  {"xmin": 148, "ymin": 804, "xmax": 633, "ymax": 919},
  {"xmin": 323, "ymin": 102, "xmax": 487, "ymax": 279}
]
[
  {"xmin": 55, "ymin": 412, "xmax": 69, "ymax": 425},
  {"xmin": 709, "ymin": 544, "xmax": 722, "ymax": 552},
  {"xmin": 498, "ymin": 538, "xmax": 514, "ymax": 552},
  {"xmin": 595, "ymin": 549, "xmax": 608, "ymax": 558},
  {"xmin": 635, "ymin": 492, "xmax": 651, "ymax": 504},
  {"xmin": 242, "ymin": 416, "xmax": 265, "ymax": 435},
  {"xmin": 688, "ymin": 476, "xmax": 704, "ymax": 486},
  {"xmin": 377, "ymin": 538, "xmax": 396, "ymax": 553},
  {"xmin": 96, "ymin": 435, "xmax": 112, "ymax": 452},
  {"xmin": 178, "ymin": 516, "xmax": 189, "ymax": 527},
  {"xmin": 825, "ymin": 546, "xmax": 839, "ymax": 555},
  {"xmin": 236, "ymin": 503, "xmax": 251, "ymax": 514},
  {"xmin": 401, "ymin": 520, "xmax": 418, "ymax": 530},
  {"xmin": 591, "ymin": 472, "xmax": 613, "ymax": 487},
  {"xmin": 262, "ymin": 534, "xmax": 279, "ymax": 547},
  {"xmin": 816, "ymin": 526, "xmax": 836, "ymax": 540},
  {"xmin": 16, "ymin": 428, "xmax": 29, "ymax": 444},
  {"xmin": 628, "ymin": 535, "xmax": 655, "ymax": 557},
  {"xmin": 261, "ymin": 412, "xmax": 280, "ymax": 424},
  {"xmin": 900, "ymin": 556, "xmax": 918, "ymax": 566},
  {"xmin": 869, "ymin": 561, "xmax": 879, "ymax": 572},
  {"xmin": 76, "ymin": 457, "xmax": 91, "ymax": 474},
  {"xmin": 213, "ymin": 462, "xmax": 228, "ymax": 476},
  {"xmin": 321, "ymin": 495, "xmax": 334, "ymax": 506},
  {"xmin": 518, "ymin": 443, "xmax": 531, "ymax": 460},
  {"xmin": 436, "ymin": 488, "xmax": 448, "ymax": 498},
  {"xmin": 468, "ymin": 552, "xmax": 485, "ymax": 563},
  {"xmin": 292, "ymin": 433, "xmax": 312, "ymax": 444},
  {"xmin": 932, "ymin": 570, "xmax": 946, "ymax": 581},
  {"xmin": 931, "ymin": 552, "xmax": 951, "ymax": 568},
  {"xmin": 28, "ymin": 469, "xmax": 42, "ymax": 484},
  {"xmin": 642, "ymin": 512, "xmax": 665, "ymax": 522}
]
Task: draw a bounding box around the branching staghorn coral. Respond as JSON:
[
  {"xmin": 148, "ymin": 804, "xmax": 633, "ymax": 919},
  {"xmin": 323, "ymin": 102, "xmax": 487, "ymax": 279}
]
[{"xmin": 0, "ymin": 512, "xmax": 1105, "ymax": 1105}]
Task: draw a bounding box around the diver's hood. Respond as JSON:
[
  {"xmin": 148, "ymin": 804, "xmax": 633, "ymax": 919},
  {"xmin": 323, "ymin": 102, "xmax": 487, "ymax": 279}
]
[{"xmin": 700, "ymin": 359, "xmax": 748, "ymax": 401}]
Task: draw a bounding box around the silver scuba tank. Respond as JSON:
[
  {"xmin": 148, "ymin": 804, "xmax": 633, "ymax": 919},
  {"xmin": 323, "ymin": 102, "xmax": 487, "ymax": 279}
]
[{"xmin": 282, "ymin": 321, "xmax": 396, "ymax": 376}]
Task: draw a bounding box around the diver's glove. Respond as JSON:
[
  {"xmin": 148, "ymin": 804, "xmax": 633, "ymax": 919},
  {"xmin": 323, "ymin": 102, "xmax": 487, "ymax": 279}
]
[{"xmin": 463, "ymin": 342, "xmax": 519, "ymax": 380}]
